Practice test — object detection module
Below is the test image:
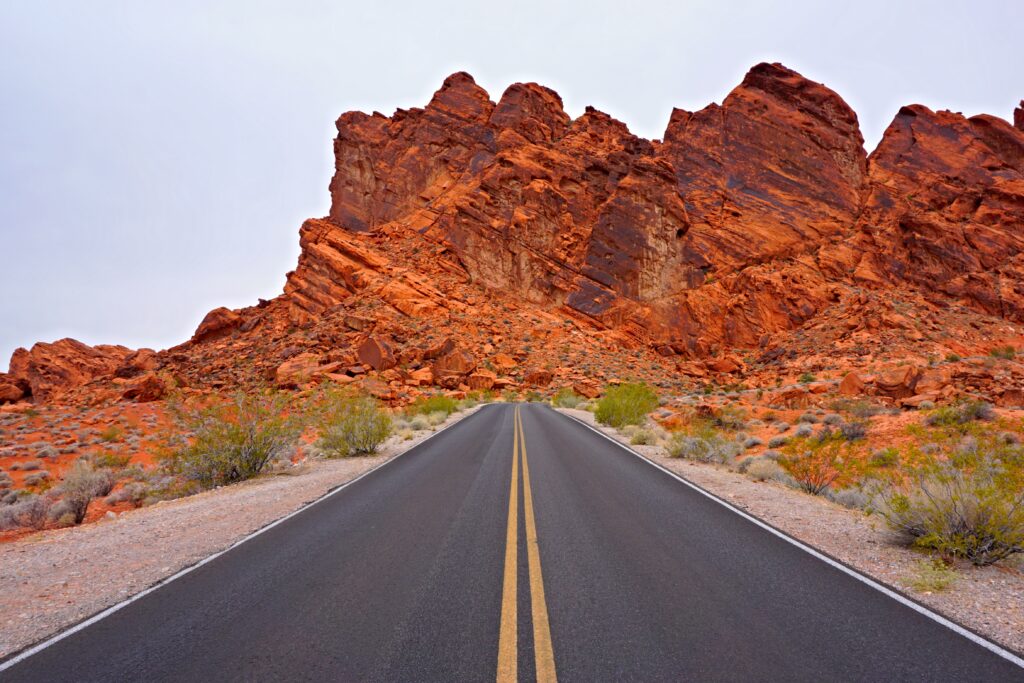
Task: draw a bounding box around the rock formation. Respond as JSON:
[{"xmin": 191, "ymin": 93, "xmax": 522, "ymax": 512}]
[{"xmin": 5, "ymin": 64, "xmax": 1024, "ymax": 405}]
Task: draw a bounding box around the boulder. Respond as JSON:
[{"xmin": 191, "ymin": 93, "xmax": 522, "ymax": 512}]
[
  {"xmin": 357, "ymin": 337, "xmax": 396, "ymax": 371},
  {"xmin": 523, "ymin": 368, "xmax": 553, "ymax": 387},
  {"xmin": 467, "ymin": 370, "xmax": 497, "ymax": 391},
  {"xmin": 275, "ymin": 353, "xmax": 322, "ymax": 389},
  {"xmin": 838, "ymin": 372, "xmax": 866, "ymax": 396},
  {"xmin": 873, "ymin": 366, "xmax": 921, "ymax": 400},
  {"xmin": 433, "ymin": 348, "xmax": 477, "ymax": 378},
  {"xmin": 121, "ymin": 372, "xmax": 169, "ymax": 402},
  {"xmin": 193, "ymin": 307, "xmax": 241, "ymax": 341}
]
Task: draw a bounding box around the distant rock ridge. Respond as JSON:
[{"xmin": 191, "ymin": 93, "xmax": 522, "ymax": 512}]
[{"xmin": 5, "ymin": 64, "xmax": 1024, "ymax": 404}]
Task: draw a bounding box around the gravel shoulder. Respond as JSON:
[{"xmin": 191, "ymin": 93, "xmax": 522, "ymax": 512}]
[
  {"xmin": 0, "ymin": 405, "xmax": 483, "ymax": 660},
  {"xmin": 557, "ymin": 407, "xmax": 1024, "ymax": 656}
]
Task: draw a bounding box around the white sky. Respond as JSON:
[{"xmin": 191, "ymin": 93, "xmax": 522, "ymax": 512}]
[{"xmin": 2, "ymin": 0, "xmax": 1022, "ymax": 369}]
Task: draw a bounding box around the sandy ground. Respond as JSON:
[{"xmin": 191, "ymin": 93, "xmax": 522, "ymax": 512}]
[
  {"xmin": 0, "ymin": 405, "xmax": 483, "ymax": 660},
  {"xmin": 558, "ymin": 408, "xmax": 1024, "ymax": 657}
]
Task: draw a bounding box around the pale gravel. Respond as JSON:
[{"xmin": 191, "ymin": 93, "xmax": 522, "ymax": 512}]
[
  {"xmin": 559, "ymin": 408, "xmax": 1024, "ymax": 657},
  {"xmin": 0, "ymin": 405, "xmax": 483, "ymax": 660}
]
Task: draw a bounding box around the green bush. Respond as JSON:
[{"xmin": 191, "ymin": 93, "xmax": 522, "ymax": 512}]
[
  {"xmin": 873, "ymin": 438, "xmax": 1024, "ymax": 565},
  {"xmin": 779, "ymin": 434, "xmax": 856, "ymax": 495},
  {"xmin": 406, "ymin": 394, "xmax": 459, "ymax": 418},
  {"xmin": 925, "ymin": 400, "xmax": 995, "ymax": 427},
  {"xmin": 551, "ymin": 388, "xmax": 581, "ymax": 409},
  {"xmin": 93, "ymin": 452, "xmax": 132, "ymax": 469},
  {"xmin": 162, "ymin": 392, "xmax": 304, "ymax": 488},
  {"xmin": 798, "ymin": 373, "xmax": 817, "ymax": 384},
  {"xmin": 594, "ymin": 383, "xmax": 658, "ymax": 428},
  {"xmin": 316, "ymin": 389, "xmax": 391, "ymax": 457},
  {"xmin": 989, "ymin": 345, "xmax": 1017, "ymax": 360}
]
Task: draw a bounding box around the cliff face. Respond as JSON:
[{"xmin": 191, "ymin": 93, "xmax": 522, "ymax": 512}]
[{"xmin": 6, "ymin": 63, "xmax": 1024, "ymax": 404}]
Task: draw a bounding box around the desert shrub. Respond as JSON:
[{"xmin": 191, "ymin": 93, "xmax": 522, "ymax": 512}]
[
  {"xmin": 744, "ymin": 458, "xmax": 789, "ymax": 483},
  {"xmin": 99, "ymin": 425, "xmax": 123, "ymax": 443},
  {"xmin": 872, "ymin": 439, "xmax": 1024, "ymax": 565},
  {"xmin": 316, "ymin": 389, "xmax": 391, "ymax": 457},
  {"xmin": 93, "ymin": 452, "xmax": 132, "ymax": 469},
  {"xmin": 779, "ymin": 434, "xmax": 858, "ymax": 496},
  {"xmin": 551, "ymin": 388, "xmax": 581, "ymax": 409},
  {"xmin": 594, "ymin": 383, "xmax": 658, "ymax": 428},
  {"xmin": 768, "ymin": 436, "xmax": 788, "ymax": 449},
  {"xmin": 774, "ymin": 421, "xmax": 790, "ymax": 433},
  {"xmin": 34, "ymin": 443, "xmax": 58, "ymax": 459},
  {"xmin": 0, "ymin": 494, "xmax": 53, "ymax": 530},
  {"xmin": 870, "ymin": 447, "xmax": 900, "ymax": 468},
  {"xmin": 902, "ymin": 559, "xmax": 958, "ymax": 593},
  {"xmin": 20, "ymin": 459, "xmax": 42, "ymax": 471},
  {"xmin": 406, "ymin": 394, "xmax": 459, "ymax": 418},
  {"xmin": 798, "ymin": 373, "xmax": 817, "ymax": 384},
  {"xmin": 628, "ymin": 427, "xmax": 657, "ymax": 446},
  {"xmin": 823, "ymin": 413, "xmax": 843, "ymax": 426},
  {"xmin": 743, "ymin": 437, "xmax": 763, "ymax": 450},
  {"xmin": 161, "ymin": 392, "xmax": 304, "ymax": 488},
  {"xmin": 826, "ymin": 487, "xmax": 869, "ymax": 510},
  {"xmin": 58, "ymin": 461, "xmax": 116, "ymax": 524},
  {"xmin": 667, "ymin": 423, "xmax": 741, "ymax": 465},
  {"xmin": 945, "ymin": 353, "xmax": 961, "ymax": 363},
  {"xmin": 712, "ymin": 404, "xmax": 748, "ymax": 430},
  {"xmin": 794, "ymin": 424, "xmax": 813, "ymax": 438},
  {"xmin": 524, "ymin": 390, "xmax": 544, "ymax": 403},
  {"xmin": 917, "ymin": 400, "xmax": 936, "ymax": 411},
  {"xmin": 990, "ymin": 345, "xmax": 1017, "ymax": 360},
  {"xmin": 409, "ymin": 415, "xmax": 431, "ymax": 431},
  {"xmin": 839, "ymin": 420, "xmax": 868, "ymax": 441},
  {"xmin": 797, "ymin": 412, "xmax": 818, "ymax": 424},
  {"xmin": 426, "ymin": 410, "xmax": 448, "ymax": 427},
  {"xmin": 23, "ymin": 471, "xmax": 50, "ymax": 487},
  {"xmin": 925, "ymin": 400, "xmax": 995, "ymax": 427},
  {"xmin": 105, "ymin": 482, "xmax": 149, "ymax": 507}
]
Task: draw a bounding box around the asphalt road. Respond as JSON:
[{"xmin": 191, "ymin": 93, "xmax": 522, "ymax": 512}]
[{"xmin": 2, "ymin": 403, "xmax": 1021, "ymax": 681}]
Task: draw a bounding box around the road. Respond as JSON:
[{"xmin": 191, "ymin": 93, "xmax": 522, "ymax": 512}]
[{"xmin": 1, "ymin": 403, "xmax": 1021, "ymax": 681}]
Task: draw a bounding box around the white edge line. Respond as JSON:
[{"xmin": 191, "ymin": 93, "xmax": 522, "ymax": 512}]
[
  {"xmin": 0, "ymin": 403, "xmax": 498, "ymax": 672},
  {"xmin": 553, "ymin": 408, "xmax": 1024, "ymax": 669}
]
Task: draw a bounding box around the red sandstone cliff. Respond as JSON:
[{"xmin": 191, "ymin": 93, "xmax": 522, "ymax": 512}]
[{"xmin": 5, "ymin": 63, "xmax": 1024, "ymax": 405}]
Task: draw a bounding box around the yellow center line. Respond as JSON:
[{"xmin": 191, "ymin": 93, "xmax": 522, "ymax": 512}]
[
  {"xmin": 496, "ymin": 407, "xmax": 519, "ymax": 683},
  {"xmin": 519, "ymin": 407, "xmax": 558, "ymax": 683}
]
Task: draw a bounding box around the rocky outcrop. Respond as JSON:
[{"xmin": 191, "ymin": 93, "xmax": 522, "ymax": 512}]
[
  {"xmin": 9, "ymin": 65, "xmax": 1024, "ymax": 407},
  {"xmin": 7, "ymin": 339, "xmax": 135, "ymax": 401}
]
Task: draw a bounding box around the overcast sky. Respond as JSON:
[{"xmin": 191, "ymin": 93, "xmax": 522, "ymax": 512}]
[{"xmin": 2, "ymin": 1, "xmax": 1021, "ymax": 370}]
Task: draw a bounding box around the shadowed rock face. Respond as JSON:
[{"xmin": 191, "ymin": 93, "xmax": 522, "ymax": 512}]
[{"xmin": 7, "ymin": 65, "xmax": 1024, "ymax": 403}]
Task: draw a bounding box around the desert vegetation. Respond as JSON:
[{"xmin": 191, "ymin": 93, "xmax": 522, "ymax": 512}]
[
  {"xmin": 561, "ymin": 386, "xmax": 1024, "ymax": 572},
  {"xmin": 0, "ymin": 384, "xmax": 493, "ymax": 537},
  {"xmin": 594, "ymin": 383, "xmax": 658, "ymax": 428}
]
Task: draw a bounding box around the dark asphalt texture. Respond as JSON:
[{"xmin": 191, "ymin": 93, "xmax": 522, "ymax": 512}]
[{"xmin": 1, "ymin": 403, "xmax": 1021, "ymax": 682}]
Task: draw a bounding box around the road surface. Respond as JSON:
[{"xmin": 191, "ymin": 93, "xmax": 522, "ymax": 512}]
[{"xmin": 2, "ymin": 403, "xmax": 1021, "ymax": 681}]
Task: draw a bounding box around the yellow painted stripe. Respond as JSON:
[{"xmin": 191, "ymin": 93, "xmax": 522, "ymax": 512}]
[
  {"xmin": 496, "ymin": 407, "xmax": 519, "ymax": 683},
  {"xmin": 518, "ymin": 407, "xmax": 558, "ymax": 683}
]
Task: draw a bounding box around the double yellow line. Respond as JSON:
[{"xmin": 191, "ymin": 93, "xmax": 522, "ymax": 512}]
[{"xmin": 497, "ymin": 406, "xmax": 557, "ymax": 683}]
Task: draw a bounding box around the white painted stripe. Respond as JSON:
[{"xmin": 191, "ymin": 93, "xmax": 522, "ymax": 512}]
[
  {"xmin": 0, "ymin": 403, "xmax": 497, "ymax": 672},
  {"xmin": 554, "ymin": 408, "xmax": 1024, "ymax": 669}
]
